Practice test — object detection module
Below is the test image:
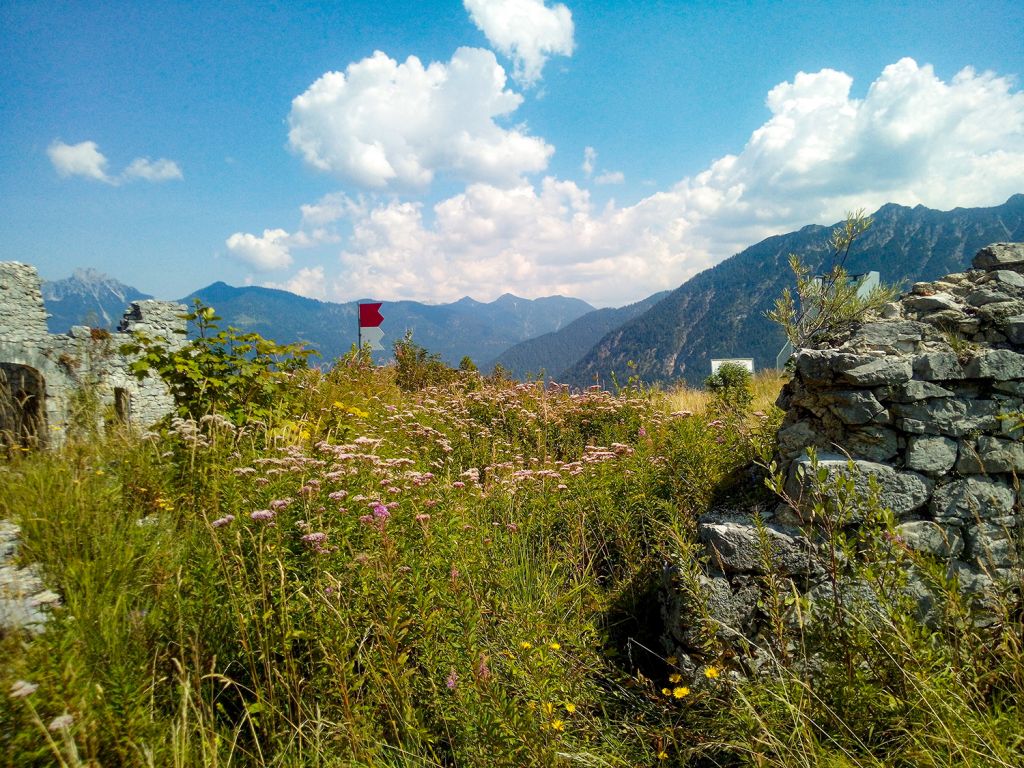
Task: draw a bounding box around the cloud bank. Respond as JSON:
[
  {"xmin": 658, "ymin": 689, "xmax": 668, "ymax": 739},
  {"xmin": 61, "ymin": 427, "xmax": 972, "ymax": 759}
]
[
  {"xmin": 48, "ymin": 140, "xmax": 182, "ymax": 185},
  {"xmin": 287, "ymin": 47, "xmax": 553, "ymax": 189},
  {"xmin": 464, "ymin": 0, "xmax": 574, "ymax": 87},
  {"xmin": 264, "ymin": 58, "xmax": 1024, "ymax": 307}
]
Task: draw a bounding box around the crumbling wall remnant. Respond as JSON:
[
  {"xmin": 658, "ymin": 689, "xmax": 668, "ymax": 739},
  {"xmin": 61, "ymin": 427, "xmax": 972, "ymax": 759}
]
[
  {"xmin": 0, "ymin": 262, "xmax": 186, "ymax": 447},
  {"xmin": 662, "ymin": 243, "xmax": 1024, "ymax": 677}
]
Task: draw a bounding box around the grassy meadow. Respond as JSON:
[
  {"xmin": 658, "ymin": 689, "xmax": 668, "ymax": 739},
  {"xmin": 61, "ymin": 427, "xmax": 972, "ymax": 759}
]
[{"xmin": 1, "ymin": 341, "xmax": 1022, "ymax": 767}]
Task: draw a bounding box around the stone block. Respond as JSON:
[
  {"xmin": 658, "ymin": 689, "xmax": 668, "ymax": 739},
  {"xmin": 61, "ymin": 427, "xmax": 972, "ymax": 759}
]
[
  {"xmin": 962, "ymin": 349, "xmax": 1024, "ymax": 380},
  {"xmin": 822, "ymin": 389, "xmax": 889, "ymax": 426},
  {"xmin": 956, "ymin": 435, "xmax": 1024, "ymax": 474},
  {"xmin": 904, "ymin": 293, "xmax": 961, "ymax": 312},
  {"xmin": 847, "ymin": 321, "xmax": 941, "ymax": 354},
  {"xmin": 973, "ymin": 243, "xmax": 1024, "ymax": 271},
  {"xmin": 698, "ymin": 516, "xmax": 810, "ymax": 576},
  {"xmin": 905, "ymin": 435, "xmax": 957, "ymax": 473},
  {"xmin": 931, "ymin": 478, "xmax": 1015, "ymax": 521},
  {"xmin": 892, "ymin": 398, "xmax": 998, "ymax": 437},
  {"xmin": 982, "ymin": 270, "xmax": 1024, "ymax": 289},
  {"xmin": 913, "ymin": 350, "xmax": 965, "ymax": 381},
  {"xmin": 964, "ymin": 521, "xmax": 1019, "ymax": 569},
  {"xmin": 845, "ymin": 427, "xmax": 899, "ymax": 462},
  {"xmin": 837, "ymin": 357, "xmax": 912, "ymax": 387},
  {"xmin": 881, "ymin": 380, "xmax": 954, "ymax": 403},
  {"xmin": 786, "ymin": 453, "xmax": 932, "ymax": 516},
  {"xmin": 1005, "ymin": 315, "xmax": 1024, "ymax": 345},
  {"xmin": 897, "ymin": 520, "xmax": 964, "ymax": 559}
]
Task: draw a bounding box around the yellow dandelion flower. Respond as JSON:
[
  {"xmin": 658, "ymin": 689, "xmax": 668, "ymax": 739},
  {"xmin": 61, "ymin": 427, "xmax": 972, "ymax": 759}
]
[
  {"xmin": 520, "ymin": 641, "xmax": 532, "ymax": 650},
  {"xmin": 666, "ymin": 656, "xmax": 678, "ymax": 665},
  {"xmin": 661, "ymin": 687, "xmax": 671, "ymax": 696},
  {"xmin": 551, "ymin": 719, "xmax": 565, "ymax": 732},
  {"xmin": 704, "ymin": 666, "xmax": 720, "ymax": 679},
  {"xmin": 549, "ymin": 642, "xmax": 561, "ymax": 651},
  {"xmin": 668, "ymin": 673, "xmax": 682, "ymax": 683},
  {"xmin": 657, "ymin": 751, "xmax": 669, "ymax": 760},
  {"xmin": 564, "ymin": 703, "xmax": 576, "ymax": 714},
  {"xmin": 672, "ymin": 686, "xmax": 689, "ymax": 699}
]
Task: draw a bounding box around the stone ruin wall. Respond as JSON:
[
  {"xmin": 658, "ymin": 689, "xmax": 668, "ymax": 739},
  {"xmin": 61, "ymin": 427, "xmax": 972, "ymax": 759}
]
[
  {"xmin": 0, "ymin": 262, "xmax": 186, "ymax": 446},
  {"xmin": 663, "ymin": 242, "xmax": 1024, "ymax": 678}
]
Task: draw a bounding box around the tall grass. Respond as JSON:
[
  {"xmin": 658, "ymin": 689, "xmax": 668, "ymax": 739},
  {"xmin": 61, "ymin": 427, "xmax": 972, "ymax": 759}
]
[{"xmin": 1, "ymin": 364, "xmax": 1021, "ymax": 767}]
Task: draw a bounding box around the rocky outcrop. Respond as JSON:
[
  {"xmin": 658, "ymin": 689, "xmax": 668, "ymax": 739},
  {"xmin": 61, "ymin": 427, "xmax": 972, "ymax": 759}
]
[{"xmin": 663, "ymin": 243, "xmax": 1024, "ymax": 675}]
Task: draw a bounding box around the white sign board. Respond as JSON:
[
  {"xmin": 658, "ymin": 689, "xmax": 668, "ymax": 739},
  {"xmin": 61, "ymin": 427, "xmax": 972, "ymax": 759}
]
[{"xmin": 710, "ymin": 358, "xmax": 754, "ymax": 375}]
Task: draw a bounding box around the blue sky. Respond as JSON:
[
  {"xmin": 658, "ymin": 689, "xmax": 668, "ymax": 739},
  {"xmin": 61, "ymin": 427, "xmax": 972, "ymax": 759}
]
[{"xmin": 2, "ymin": 0, "xmax": 1023, "ymax": 306}]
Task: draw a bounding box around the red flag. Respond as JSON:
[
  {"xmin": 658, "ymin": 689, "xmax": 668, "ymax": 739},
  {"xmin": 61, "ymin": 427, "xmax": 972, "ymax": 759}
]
[{"xmin": 358, "ymin": 302, "xmax": 384, "ymax": 327}]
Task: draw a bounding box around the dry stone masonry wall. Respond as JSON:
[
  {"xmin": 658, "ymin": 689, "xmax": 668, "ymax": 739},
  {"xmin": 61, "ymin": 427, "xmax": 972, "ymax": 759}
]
[
  {"xmin": 663, "ymin": 243, "xmax": 1024, "ymax": 678},
  {"xmin": 0, "ymin": 262, "xmax": 186, "ymax": 446}
]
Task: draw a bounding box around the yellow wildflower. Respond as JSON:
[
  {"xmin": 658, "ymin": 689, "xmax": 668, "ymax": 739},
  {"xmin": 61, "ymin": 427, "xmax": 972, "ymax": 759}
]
[
  {"xmin": 668, "ymin": 673, "xmax": 682, "ymax": 683},
  {"xmin": 657, "ymin": 751, "xmax": 669, "ymax": 760},
  {"xmin": 549, "ymin": 642, "xmax": 561, "ymax": 650},
  {"xmin": 704, "ymin": 666, "xmax": 720, "ymax": 679},
  {"xmin": 666, "ymin": 656, "xmax": 678, "ymax": 665},
  {"xmin": 551, "ymin": 719, "xmax": 565, "ymax": 732},
  {"xmin": 672, "ymin": 686, "xmax": 689, "ymax": 699},
  {"xmin": 520, "ymin": 641, "xmax": 532, "ymax": 650},
  {"xmin": 661, "ymin": 687, "xmax": 671, "ymax": 696},
  {"xmin": 564, "ymin": 703, "xmax": 576, "ymax": 714},
  {"xmin": 542, "ymin": 702, "xmax": 553, "ymax": 716}
]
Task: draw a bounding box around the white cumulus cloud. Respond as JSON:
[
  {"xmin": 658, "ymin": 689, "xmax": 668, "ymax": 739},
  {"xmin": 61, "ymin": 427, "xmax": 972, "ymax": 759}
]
[
  {"xmin": 287, "ymin": 47, "xmax": 553, "ymax": 189},
  {"xmin": 581, "ymin": 145, "xmax": 596, "ymax": 176},
  {"xmin": 48, "ymin": 140, "xmax": 183, "ymax": 185},
  {"xmin": 48, "ymin": 140, "xmax": 113, "ymax": 182},
  {"xmin": 464, "ymin": 0, "xmax": 574, "ymax": 87},
  {"xmin": 262, "ymin": 58, "xmax": 1024, "ymax": 306},
  {"xmin": 265, "ymin": 266, "xmax": 328, "ymax": 300},
  {"xmin": 594, "ymin": 170, "xmax": 624, "ymax": 185},
  {"xmin": 225, "ymin": 229, "xmax": 294, "ymax": 271},
  {"xmin": 123, "ymin": 157, "xmax": 183, "ymax": 182}
]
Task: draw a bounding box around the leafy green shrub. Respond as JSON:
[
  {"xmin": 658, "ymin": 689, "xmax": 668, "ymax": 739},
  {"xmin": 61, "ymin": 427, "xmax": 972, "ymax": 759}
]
[
  {"xmin": 392, "ymin": 330, "xmax": 457, "ymax": 391},
  {"xmin": 768, "ymin": 210, "xmax": 900, "ymax": 348},
  {"xmin": 704, "ymin": 362, "xmax": 753, "ymax": 413},
  {"xmin": 121, "ymin": 300, "xmax": 316, "ymax": 425}
]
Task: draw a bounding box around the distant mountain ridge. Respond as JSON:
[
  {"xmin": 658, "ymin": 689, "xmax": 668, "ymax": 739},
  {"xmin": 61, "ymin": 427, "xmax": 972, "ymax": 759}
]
[
  {"xmin": 180, "ymin": 283, "xmax": 594, "ymax": 367},
  {"xmin": 41, "ymin": 268, "xmax": 153, "ymax": 333},
  {"xmin": 564, "ymin": 194, "xmax": 1024, "ymax": 387},
  {"xmin": 487, "ymin": 291, "xmax": 671, "ymax": 379}
]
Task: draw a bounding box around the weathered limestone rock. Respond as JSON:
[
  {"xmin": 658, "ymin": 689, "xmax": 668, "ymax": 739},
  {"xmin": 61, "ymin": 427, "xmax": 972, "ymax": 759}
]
[
  {"xmin": 882, "ymin": 380, "xmax": 955, "ymax": 403},
  {"xmin": 962, "ymin": 349, "xmax": 1024, "ymax": 380},
  {"xmin": 913, "ymin": 350, "xmax": 965, "ymax": 381},
  {"xmin": 845, "ymin": 426, "xmax": 899, "ymax": 462},
  {"xmin": 964, "ymin": 520, "xmax": 1019, "ymax": 569},
  {"xmin": 956, "ymin": 435, "xmax": 1024, "ymax": 474},
  {"xmin": 905, "ymin": 435, "xmax": 958, "ymax": 474},
  {"xmin": 786, "ymin": 453, "xmax": 932, "ymax": 516},
  {"xmin": 838, "ymin": 357, "xmax": 913, "ymax": 387},
  {"xmin": 904, "ymin": 293, "xmax": 961, "ymax": 313},
  {"xmin": 930, "ymin": 478, "xmax": 1015, "ymax": 522},
  {"xmin": 698, "ymin": 514, "xmax": 811, "ymax": 576},
  {"xmin": 846, "ymin": 321, "xmax": 942, "ymax": 354},
  {"xmin": 897, "ymin": 520, "xmax": 964, "ymax": 559},
  {"xmin": 821, "ymin": 389, "xmax": 889, "ymax": 425},
  {"xmin": 1004, "ymin": 316, "xmax": 1024, "ymax": 345},
  {"xmin": 973, "ymin": 242, "xmax": 1024, "ymax": 270}
]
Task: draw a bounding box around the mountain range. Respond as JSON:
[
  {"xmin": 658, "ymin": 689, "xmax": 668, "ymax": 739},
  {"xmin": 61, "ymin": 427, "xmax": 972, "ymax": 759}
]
[
  {"xmin": 42, "ymin": 268, "xmax": 154, "ymax": 334},
  {"xmin": 38, "ymin": 194, "xmax": 1024, "ymax": 386},
  {"xmin": 564, "ymin": 194, "xmax": 1024, "ymax": 386}
]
